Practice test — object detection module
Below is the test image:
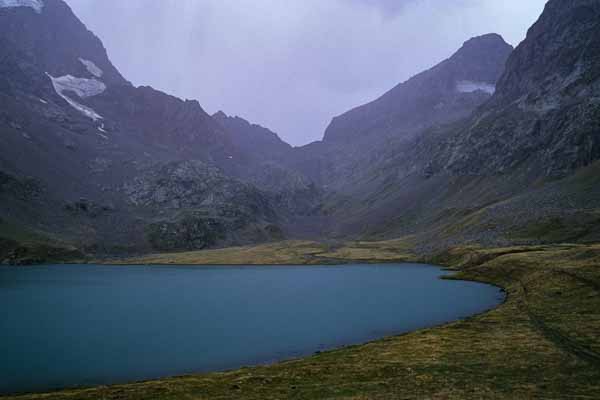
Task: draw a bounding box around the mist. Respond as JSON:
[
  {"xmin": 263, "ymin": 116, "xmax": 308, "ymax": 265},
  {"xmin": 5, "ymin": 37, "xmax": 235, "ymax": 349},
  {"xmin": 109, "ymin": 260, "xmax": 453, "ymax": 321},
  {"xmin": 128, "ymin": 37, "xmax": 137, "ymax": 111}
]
[{"xmin": 67, "ymin": 0, "xmax": 547, "ymax": 146}]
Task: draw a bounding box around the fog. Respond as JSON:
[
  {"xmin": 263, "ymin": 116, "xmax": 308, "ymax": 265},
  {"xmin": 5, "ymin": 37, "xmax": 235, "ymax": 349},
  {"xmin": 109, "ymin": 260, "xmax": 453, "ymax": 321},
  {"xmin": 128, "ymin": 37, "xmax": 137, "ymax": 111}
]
[{"xmin": 67, "ymin": 0, "xmax": 547, "ymax": 146}]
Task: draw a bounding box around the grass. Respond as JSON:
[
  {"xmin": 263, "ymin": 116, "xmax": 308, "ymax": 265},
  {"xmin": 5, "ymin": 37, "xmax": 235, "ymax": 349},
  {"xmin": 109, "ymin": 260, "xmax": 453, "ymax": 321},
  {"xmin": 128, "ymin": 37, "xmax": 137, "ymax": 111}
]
[
  {"xmin": 4, "ymin": 242, "xmax": 600, "ymax": 399},
  {"xmin": 510, "ymin": 213, "xmax": 600, "ymax": 243},
  {"xmin": 0, "ymin": 220, "xmax": 83, "ymax": 265},
  {"xmin": 0, "ymin": 220, "xmax": 57, "ymax": 246},
  {"xmin": 104, "ymin": 239, "xmax": 416, "ymax": 265}
]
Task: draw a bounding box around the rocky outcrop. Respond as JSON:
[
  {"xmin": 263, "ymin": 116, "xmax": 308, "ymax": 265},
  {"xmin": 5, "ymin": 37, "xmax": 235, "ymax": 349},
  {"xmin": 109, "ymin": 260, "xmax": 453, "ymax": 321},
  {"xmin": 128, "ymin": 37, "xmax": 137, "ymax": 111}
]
[
  {"xmin": 0, "ymin": 171, "xmax": 41, "ymax": 201},
  {"xmin": 123, "ymin": 160, "xmax": 282, "ymax": 251}
]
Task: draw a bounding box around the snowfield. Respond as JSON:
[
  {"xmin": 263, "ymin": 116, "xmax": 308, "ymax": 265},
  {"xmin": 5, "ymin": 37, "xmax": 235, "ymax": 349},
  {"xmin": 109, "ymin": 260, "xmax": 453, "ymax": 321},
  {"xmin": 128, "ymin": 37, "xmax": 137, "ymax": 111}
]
[
  {"xmin": 79, "ymin": 58, "xmax": 104, "ymax": 78},
  {"xmin": 0, "ymin": 0, "xmax": 43, "ymax": 13}
]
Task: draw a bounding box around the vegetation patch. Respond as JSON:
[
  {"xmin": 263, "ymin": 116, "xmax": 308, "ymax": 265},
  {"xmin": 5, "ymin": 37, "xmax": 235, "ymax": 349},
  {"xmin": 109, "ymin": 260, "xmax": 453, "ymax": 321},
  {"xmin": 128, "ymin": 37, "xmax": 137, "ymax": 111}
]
[{"xmin": 0, "ymin": 220, "xmax": 84, "ymax": 265}]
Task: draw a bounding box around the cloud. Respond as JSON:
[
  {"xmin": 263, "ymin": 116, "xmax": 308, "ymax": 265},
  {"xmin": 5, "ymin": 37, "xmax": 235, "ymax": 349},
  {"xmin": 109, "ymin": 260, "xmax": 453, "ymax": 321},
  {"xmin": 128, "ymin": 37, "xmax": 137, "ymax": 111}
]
[
  {"xmin": 66, "ymin": 0, "xmax": 547, "ymax": 146},
  {"xmin": 343, "ymin": 0, "xmax": 410, "ymax": 16}
]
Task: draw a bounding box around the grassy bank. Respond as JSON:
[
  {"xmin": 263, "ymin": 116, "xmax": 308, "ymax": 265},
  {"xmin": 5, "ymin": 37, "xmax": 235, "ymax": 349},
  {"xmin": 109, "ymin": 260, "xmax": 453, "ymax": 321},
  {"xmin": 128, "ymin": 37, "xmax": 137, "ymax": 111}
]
[
  {"xmin": 0, "ymin": 220, "xmax": 83, "ymax": 265},
  {"xmin": 5, "ymin": 243, "xmax": 600, "ymax": 399},
  {"xmin": 103, "ymin": 239, "xmax": 416, "ymax": 265}
]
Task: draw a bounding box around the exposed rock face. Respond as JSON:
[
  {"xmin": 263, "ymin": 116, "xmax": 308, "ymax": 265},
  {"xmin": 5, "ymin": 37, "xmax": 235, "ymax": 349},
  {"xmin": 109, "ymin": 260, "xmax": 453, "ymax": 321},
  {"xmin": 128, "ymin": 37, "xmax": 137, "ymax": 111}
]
[
  {"xmin": 0, "ymin": 171, "xmax": 41, "ymax": 201},
  {"xmin": 437, "ymin": 0, "xmax": 600, "ymax": 177},
  {"xmin": 124, "ymin": 160, "xmax": 274, "ymax": 220},
  {"xmin": 126, "ymin": 161, "xmax": 281, "ymax": 251}
]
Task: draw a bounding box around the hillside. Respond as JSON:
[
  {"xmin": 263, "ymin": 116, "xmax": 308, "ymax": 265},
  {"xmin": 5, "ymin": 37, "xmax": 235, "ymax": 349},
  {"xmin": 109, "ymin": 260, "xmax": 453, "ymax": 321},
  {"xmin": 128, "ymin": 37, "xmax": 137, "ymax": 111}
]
[
  {"xmin": 0, "ymin": 0, "xmax": 317, "ymax": 262},
  {"xmin": 315, "ymin": 0, "xmax": 600, "ymax": 250},
  {"xmin": 1, "ymin": 0, "xmax": 600, "ymax": 263}
]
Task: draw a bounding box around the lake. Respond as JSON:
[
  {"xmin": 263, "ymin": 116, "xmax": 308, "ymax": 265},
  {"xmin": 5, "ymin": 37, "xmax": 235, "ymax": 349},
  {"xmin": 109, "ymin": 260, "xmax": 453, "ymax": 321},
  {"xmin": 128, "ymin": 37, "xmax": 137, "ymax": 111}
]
[{"xmin": 0, "ymin": 263, "xmax": 504, "ymax": 394}]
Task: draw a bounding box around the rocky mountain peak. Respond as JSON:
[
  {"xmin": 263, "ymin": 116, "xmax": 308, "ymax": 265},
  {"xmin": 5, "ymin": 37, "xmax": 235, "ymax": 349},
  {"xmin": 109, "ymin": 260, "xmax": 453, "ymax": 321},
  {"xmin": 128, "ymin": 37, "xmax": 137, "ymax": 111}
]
[
  {"xmin": 321, "ymin": 33, "xmax": 512, "ymax": 145},
  {"xmin": 447, "ymin": 33, "xmax": 513, "ymax": 84},
  {"xmin": 0, "ymin": 0, "xmax": 129, "ymax": 88},
  {"xmin": 212, "ymin": 110, "xmax": 228, "ymax": 120},
  {"xmin": 455, "ymin": 33, "xmax": 511, "ymax": 60}
]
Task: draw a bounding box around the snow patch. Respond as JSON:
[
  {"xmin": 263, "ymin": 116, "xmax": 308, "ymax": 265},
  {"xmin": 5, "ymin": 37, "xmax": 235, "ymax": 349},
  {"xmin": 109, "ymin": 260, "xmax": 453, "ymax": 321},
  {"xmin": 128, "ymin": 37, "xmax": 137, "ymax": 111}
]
[
  {"xmin": 79, "ymin": 58, "xmax": 103, "ymax": 78},
  {"xmin": 0, "ymin": 0, "xmax": 43, "ymax": 13},
  {"xmin": 48, "ymin": 74, "xmax": 106, "ymax": 98},
  {"xmin": 456, "ymin": 81, "xmax": 495, "ymax": 95},
  {"xmin": 47, "ymin": 73, "xmax": 106, "ymax": 121}
]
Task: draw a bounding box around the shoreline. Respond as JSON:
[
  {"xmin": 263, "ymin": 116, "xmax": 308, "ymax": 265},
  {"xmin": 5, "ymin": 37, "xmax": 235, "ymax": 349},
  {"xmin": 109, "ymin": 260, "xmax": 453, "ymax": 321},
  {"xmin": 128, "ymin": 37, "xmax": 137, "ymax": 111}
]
[
  {"xmin": 3, "ymin": 243, "xmax": 600, "ymax": 399},
  {"xmin": 0, "ymin": 261, "xmax": 504, "ymax": 396}
]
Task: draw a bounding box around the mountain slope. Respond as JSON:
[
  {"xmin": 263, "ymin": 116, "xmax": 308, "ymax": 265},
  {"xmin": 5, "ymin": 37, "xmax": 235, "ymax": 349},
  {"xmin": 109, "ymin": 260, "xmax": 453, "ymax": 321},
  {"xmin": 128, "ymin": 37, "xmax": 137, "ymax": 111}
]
[
  {"xmin": 442, "ymin": 0, "xmax": 600, "ymax": 176},
  {"xmin": 324, "ymin": 0, "xmax": 600, "ymax": 250},
  {"xmin": 212, "ymin": 111, "xmax": 324, "ymax": 229},
  {"xmin": 2, "ymin": 0, "xmax": 599, "ymax": 262},
  {"xmin": 287, "ymin": 34, "xmax": 514, "ymax": 188},
  {"xmin": 212, "ymin": 111, "xmax": 292, "ymax": 161},
  {"xmin": 323, "ymin": 33, "xmax": 513, "ymax": 145},
  {"xmin": 0, "ymin": 0, "xmax": 287, "ymax": 258}
]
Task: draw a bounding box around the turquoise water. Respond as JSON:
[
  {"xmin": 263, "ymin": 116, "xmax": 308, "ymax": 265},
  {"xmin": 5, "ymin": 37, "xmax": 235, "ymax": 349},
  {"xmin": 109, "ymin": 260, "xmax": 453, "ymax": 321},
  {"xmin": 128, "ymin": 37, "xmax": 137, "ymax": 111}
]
[{"xmin": 0, "ymin": 263, "xmax": 503, "ymax": 394}]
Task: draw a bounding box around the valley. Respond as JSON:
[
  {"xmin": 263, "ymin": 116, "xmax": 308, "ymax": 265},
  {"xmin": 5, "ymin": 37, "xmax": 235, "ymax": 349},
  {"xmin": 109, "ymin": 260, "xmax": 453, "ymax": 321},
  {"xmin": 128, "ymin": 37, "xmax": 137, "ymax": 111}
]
[
  {"xmin": 1, "ymin": 0, "xmax": 600, "ymax": 398},
  {"xmin": 2, "ymin": 0, "xmax": 599, "ymax": 262}
]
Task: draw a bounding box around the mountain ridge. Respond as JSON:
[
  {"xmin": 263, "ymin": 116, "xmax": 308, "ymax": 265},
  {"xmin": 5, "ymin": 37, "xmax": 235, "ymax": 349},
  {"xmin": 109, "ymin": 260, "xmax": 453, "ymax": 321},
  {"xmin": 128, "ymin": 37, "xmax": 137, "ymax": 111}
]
[{"xmin": 2, "ymin": 0, "xmax": 600, "ymax": 263}]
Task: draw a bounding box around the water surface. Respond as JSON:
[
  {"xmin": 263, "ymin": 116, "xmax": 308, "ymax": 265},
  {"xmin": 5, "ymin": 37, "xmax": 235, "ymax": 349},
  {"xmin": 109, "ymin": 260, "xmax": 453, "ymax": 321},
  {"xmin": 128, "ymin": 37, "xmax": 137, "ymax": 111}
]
[{"xmin": 0, "ymin": 263, "xmax": 503, "ymax": 394}]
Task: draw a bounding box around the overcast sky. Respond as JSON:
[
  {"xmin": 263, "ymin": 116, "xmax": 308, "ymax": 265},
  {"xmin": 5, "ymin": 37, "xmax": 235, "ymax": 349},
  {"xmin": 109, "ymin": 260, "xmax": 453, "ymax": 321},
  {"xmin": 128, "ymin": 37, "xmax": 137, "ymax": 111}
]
[{"xmin": 67, "ymin": 0, "xmax": 547, "ymax": 146}]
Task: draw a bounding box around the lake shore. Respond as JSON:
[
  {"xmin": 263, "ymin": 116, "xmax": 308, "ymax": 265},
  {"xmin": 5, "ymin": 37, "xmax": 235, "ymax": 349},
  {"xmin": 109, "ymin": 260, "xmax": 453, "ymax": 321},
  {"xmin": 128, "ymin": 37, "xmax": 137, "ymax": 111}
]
[
  {"xmin": 4, "ymin": 242, "xmax": 600, "ymax": 399},
  {"xmin": 97, "ymin": 239, "xmax": 418, "ymax": 266}
]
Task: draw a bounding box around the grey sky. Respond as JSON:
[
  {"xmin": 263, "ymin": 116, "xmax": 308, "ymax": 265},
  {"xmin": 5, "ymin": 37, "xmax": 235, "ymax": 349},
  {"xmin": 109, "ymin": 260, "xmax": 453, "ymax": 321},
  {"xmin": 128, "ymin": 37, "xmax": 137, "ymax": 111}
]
[{"xmin": 67, "ymin": 0, "xmax": 547, "ymax": 146}]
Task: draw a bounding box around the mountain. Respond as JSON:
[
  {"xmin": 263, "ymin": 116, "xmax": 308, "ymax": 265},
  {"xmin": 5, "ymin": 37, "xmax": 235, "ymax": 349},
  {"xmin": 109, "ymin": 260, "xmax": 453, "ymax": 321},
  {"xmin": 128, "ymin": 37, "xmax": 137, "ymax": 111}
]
[
  {"xmin": 2, "ymin": 0, "xmax": 599, "ymax": 263},
  {"xmin": 0, "ymin": 0, "xmax": 290, "ymax": 262},
  {"xmin": 212, "ymin": 111, "xmax": 292, "ymax": 161},
  {"xmin": 320, "ymin": 0, "xmax": 600, "ymax": 250},
  {"xmin": 441, "ymin": 0, "xmax": 600, "ymax": 177},
  {"xmin": 212, "ymin": 111, "xmax": 323, "ymax": 228},
  {"xmin": 287, "ymin": 34, "xmax": 514, "ymax": 187},
  {"xmin": 323, "ymin": 33, "xmax": 513, "ymax": 145}
]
